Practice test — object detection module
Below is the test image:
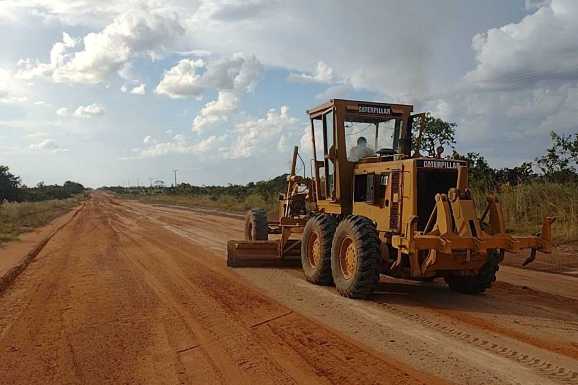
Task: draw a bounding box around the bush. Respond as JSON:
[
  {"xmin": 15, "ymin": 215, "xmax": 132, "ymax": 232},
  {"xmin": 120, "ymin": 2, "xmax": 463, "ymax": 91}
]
[
  {"xmin": 472, "ymin": 182, "xmax": 578, "ymax": 243},
  {"xmin": 0, "ymin": 197, "xmax": 83, "ymax": 244}
]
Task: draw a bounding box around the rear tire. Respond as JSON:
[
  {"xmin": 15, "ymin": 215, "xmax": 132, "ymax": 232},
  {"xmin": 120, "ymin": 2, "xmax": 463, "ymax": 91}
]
[
  {"xmin": 244, "ymin": 208, "xmax": 268, "ymax": 241},
  {"xmin": 301, "ymin": 214, "xmax": 337, "ymax": 285},
  {"xmin": 331, "ymin": 216, "xmax": 380, "ymax": 298},
  {"xmin": 445, "ymin": 251, "xmax": 500, "ymax": 294}
]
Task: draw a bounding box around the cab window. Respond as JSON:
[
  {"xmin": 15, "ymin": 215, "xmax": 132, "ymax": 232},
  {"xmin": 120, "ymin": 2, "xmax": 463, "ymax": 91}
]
[{"xmin": 345, "ymin": 117, "xmax": 402, "ymax": 161}]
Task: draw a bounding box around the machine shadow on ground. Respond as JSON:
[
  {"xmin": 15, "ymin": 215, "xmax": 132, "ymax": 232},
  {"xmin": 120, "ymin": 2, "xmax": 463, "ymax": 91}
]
[{"xmin": 364, "ymin": 277, "xmax": 578, "ymax": 323}]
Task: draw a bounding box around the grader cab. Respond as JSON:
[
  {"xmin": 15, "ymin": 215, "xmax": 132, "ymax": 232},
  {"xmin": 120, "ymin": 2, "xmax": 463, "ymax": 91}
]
[{"xmin": 227, "ymin": 99, "xmax": 554, "ymax": 298}]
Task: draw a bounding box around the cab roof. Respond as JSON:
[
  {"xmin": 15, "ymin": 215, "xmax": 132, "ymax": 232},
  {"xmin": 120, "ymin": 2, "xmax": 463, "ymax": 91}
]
[{"xmin": 307, "ymin": 99, "xmax": 413, "ymax": 117}]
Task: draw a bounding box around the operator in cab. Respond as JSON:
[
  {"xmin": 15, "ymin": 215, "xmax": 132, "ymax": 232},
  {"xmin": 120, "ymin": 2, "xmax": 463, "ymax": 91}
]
[{"xmin": 349, "ymin": 136, "xmax": 375, "ymax": 162}]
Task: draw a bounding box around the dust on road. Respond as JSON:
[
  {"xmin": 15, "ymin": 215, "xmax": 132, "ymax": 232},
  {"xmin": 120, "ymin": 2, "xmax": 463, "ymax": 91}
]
[{"xmin": 0, "ymin": 194, "xmax": 447, "ymax": 385}]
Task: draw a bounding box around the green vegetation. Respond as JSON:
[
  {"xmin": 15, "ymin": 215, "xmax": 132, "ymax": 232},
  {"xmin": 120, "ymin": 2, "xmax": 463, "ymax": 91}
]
[
  {"xmin": 0, "ymin": 166, "xmax": 86, "ymax": 203},
  {"xmin": 472, "ymin": 183, "xmax": 577, "ymax": 243},
  {"xmin": 413, "ymin": 113, "xmax": 457, "ymax": 157},
  {"xmin": 0, "ymin": 166, "xmax": 87, "ymax": 244},
  {"xmin": 106, "ymin": 175, "xmax": 287, "ymax": 217},
  {"xmin": 0, "ymin": 197, "xmax": 83, "ymax": 243},
  {"xmin": 109, "ymin": 124, "xmax": 578, "ymax": 243},
  {"xmin": 124, "ymin": 191, "xmax": 276, "ymax": 215}
]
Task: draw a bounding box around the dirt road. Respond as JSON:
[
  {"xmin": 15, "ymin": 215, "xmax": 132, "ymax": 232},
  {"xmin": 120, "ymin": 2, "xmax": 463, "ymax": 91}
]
[{"xmin": 0, "ymin": 194, "xmax": 577, "ymax": 385}]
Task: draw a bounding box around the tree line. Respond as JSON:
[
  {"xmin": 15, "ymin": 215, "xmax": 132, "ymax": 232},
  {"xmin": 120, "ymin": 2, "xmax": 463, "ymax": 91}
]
[
  {"xmin": 0, "ymin": 166, "xmax": 86, "ymax": 202},
  {"xmin": 108, "ymin": 124, "xmax": 577, "ymax": 203},
  {"xmin": 5, "ymin": 115, "xmax": 577, "ymax": 203},
  {"xmin": 106, "ymin": 174, "xmax": 289, "ymax": 203},
  {"xmin": 414, "ymin": 115, "xmax": 578, "ymax": 190}
]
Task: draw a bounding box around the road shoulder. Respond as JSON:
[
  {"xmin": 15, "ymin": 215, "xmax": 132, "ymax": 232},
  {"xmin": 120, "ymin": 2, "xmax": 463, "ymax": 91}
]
[{"xmin": 0, "ymin": 204, "xmax": 83, "ymax": 292}]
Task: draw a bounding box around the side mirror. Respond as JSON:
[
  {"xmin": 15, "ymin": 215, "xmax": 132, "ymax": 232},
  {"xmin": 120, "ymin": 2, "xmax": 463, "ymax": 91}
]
[
  {"xmin": 327, "ymin": 145, "xmax": 336, "ymax": 161},
  {"xmin": 436, "ymin": 145, "xmax": 444, "ymax": 159}
]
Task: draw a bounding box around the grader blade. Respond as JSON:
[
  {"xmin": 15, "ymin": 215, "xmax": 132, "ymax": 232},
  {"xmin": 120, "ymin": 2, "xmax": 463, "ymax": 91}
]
[{"xmin": 226, "ymin": 240, "xmax": 301, "ymax": 267}]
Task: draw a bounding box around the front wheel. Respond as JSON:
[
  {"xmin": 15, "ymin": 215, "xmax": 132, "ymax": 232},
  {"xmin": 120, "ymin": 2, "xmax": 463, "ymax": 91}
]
[
  {"xmin": 301, "ymin": 214, "xmax": 337, "ymax": 285},
  {"xmin": 331, "ymin": 216, "xmax": 380, "ymax": 298},
  {"xmin": 244, "ymin": 208, "xmax": 268, "ymax": 241},
  {"xmin": 445, "ymin": 251, "xmax": 500, "ymax": 294}
]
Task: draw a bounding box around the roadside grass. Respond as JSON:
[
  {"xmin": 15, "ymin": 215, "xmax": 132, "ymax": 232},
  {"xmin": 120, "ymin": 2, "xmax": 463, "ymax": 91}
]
[
  {"xmin": 473, "ymin": 182, "xmax": 578, "ymax": 243},
  {"xmin": 0, "ymin": 195, "xmax": 85, "ymax": 245},
  {"xmin": 125, "ymin": 182, "xmax": 578, "ymax": 244},
  {"xmin": 127, "ymin": 192, "xmax": 278, "ymax": 216}
]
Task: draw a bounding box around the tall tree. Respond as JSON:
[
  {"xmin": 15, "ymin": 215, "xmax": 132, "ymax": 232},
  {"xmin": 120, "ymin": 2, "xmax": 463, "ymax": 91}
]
[
  {"xmin": 412, "ymin": 114, "xmax": 457, "ymax": 157},
  {"xmin": 536, "ymin": 131, "xmax": 578, "ymax": 182},
  {"xmin": 0, "ymin": 166, "xmax": 22, "ymax": 202},
  {"xmin": 451, "ymin": 151, "xmax": 496, "ymax": 190}
]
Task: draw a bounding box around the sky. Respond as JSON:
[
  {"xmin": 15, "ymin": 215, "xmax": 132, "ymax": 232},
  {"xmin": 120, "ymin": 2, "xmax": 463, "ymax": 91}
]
[{"xmin": 1, "ymin": 0, "xmax": 577, "ymax": 187}]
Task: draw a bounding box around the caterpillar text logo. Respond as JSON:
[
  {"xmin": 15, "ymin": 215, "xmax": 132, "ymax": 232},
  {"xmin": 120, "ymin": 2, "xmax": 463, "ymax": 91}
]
[
  {"xmin": 419, "ymin": 160, "xmax": 462, "ymax": 169},
  {"xmin": 358, "ymin": 105, "xmax": 392, "ymax": 115}
]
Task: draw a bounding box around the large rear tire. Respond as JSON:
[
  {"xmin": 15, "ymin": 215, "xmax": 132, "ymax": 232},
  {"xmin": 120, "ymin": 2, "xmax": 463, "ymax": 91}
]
[
  {"xmin": 301, "ymin": 214, "xmax": 337, "ymax": 285},
  {"xmin": 331, "ymin": 216, "xmax": 380, "ymax": 298},
  {"xmin": 244, "ymin": 208, "xmax": 268, "ymax": 241},
  {"xmin": 445, "ymin": 251, "xmax": 500, "ymax": 294}
]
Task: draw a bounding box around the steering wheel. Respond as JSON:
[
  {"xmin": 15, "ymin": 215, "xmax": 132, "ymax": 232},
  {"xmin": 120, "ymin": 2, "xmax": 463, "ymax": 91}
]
[{"xmin": 376, "ymin": 148, "xmax": 395, "ymax": 156}]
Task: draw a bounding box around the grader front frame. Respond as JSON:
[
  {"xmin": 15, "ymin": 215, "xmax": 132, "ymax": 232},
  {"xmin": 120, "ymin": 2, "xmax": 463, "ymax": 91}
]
[{"xmin": 226, "ymin": 146, "xmax": 310, "ymax": 267}]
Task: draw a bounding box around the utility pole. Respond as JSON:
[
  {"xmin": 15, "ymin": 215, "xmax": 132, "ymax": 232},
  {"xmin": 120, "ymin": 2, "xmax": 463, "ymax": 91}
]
[{"xmin": 172, "ymin": 169, "xmax": 178, "ymax": 188}]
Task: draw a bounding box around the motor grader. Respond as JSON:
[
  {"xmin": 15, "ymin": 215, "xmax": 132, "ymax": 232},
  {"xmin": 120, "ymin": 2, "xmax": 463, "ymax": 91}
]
[{"xmin": 227, "ymin": 99, "xmax": 554, "ymax": 298}]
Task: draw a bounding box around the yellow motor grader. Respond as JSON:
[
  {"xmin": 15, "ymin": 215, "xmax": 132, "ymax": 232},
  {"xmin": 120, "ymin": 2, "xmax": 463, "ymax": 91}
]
[{"xmin": 227, "ymin": 99, "xmax": 554, "ymax": 298}]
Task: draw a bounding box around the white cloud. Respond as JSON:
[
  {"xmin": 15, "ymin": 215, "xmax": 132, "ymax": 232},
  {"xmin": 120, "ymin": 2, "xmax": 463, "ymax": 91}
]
[
  {"xmin": 16, "ymin": 9, "xmax": 184, "ymax": 84},
  {"xmin": 25, "ymin": 131, "xmax": 49, "ymax": 139},
  {"xmin": 126, "ymin": 104, "xmax": 303, "ymax": 161},
  {"xmin": 418, "ymin": 0, "xmax": 578, "ymax": 168},
  {"xmin": 315, "ymin": 83, "xmax": 355, "ymax": 100},
  {"xmin": 130, "ymin": 83, "xmax": 146, "ymax": 95},
  {"xmin": 525, "ymin": 0, "xmax": 551, "ymax": 10},
  {"xmin": 0, "ymin": 1, "xmax": 142, "ymax": 26},
  {"xmin": 191, "ymin": 91, "xmax": 239, "ymax": 132},
  {"xmin": 465, "ymin": 0, "xmax": 578, "ymax": 90},
  {"xmin": 0, "ymin": 68, "xmax": 28, "ymax": 104},
  {"xmin": 155, "ymin": 58, "xmax": 206, "ymax": 99},
  {"xmin": 56, "ymin": 107, "xmax": 69, "ymax": 117},
  {"xmin": 73, "ymin": 103, "xmax": 105, "ymax": 118},
  {"xmin": 288, "ymin": 61, "xmax": 336, "ymax": 84},
  {"xmin": 127, "ymin": 135, "xmax": 222, "ymax": 159},
  {"xmin": 155, "ymin": 53, "xmax": 263, "ymax": 99},
  {"xmin": 57, "ymin": 103, "xmax": 105, "ymax": 118},
  {"xmin": 203, "ymin": 0, "xmax": 277, "ymax": 21},
  {"xmin": 227, "ymin": 105, "xmax": 299, "ymax": 159},
  {"xmin": 155, "ymin": 53, "xmax": 263, "ymax": 133},
  {"xmin": 5, "ymin": 1, "xmax": 578, "ymax": 184},
  {"xmin": 29, "ymin": 139, "xmax": 68, "ymax": 152}
]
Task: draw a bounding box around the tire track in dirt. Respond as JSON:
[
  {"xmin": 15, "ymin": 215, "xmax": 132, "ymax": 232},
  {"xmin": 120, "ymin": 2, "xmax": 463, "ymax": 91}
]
[
  {"xmin": 371, "ymin": 300, "xmax": 578, "ymax": 384},
  {"xmin": 130, "ymin": 200, "xmax": 578, "ymax": 362},
  {"xmin": 107, "ymin": 199, "xmax": 449, "ymax": 385},
  {"xmin": 118, "ymin": 198, "xmax": 578, "ymax": 385},
  {"xmin": 422, "ymin": 302, "xmax": 578, "ymax": 361}
]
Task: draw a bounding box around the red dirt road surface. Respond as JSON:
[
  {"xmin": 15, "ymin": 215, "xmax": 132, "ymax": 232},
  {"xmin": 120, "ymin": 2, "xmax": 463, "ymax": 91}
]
[{"xmin": 1, "ymin": 193, "xmax": 577, "ymax": 385}]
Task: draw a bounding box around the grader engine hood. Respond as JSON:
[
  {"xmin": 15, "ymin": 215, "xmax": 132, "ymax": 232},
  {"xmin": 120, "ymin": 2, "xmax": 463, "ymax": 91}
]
[
  {"xmin": 392, "ymin": 164, "xmax": 555, "ymax": 277},
  {"xmin": 415, "ymin": 159, "xmax": 465, "ymax": 231}
]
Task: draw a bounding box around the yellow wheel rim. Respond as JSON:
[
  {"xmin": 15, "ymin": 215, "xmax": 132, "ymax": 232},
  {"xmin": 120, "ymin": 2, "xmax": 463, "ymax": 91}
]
[
  {"xmin": 308, "ymin": 233, "xmax": 321, "ymax": 267},
  {"xmin": 339, "ymin": 237, "xmax": 357, "ymax": 280}
]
